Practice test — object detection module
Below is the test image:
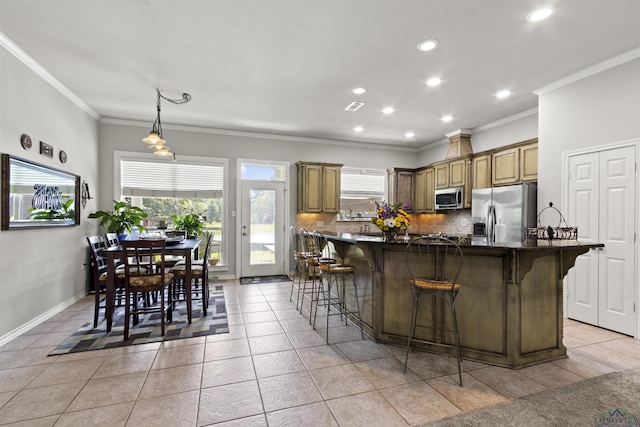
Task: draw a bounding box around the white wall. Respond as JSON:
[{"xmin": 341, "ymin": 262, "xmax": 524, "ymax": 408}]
[
  {"xmin": 0, "ymin": 48, "xmax": 100, "ymax": 341},
  {"xmin": 538, "ymin": 58, "xmax": 640, "ymax": 208},
  {"xmin": 98, "ymin": 121, "xmax": 419, "ymax": 274}
]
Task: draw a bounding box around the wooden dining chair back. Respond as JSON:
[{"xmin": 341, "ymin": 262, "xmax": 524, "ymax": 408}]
[
  {"xmin": 121, "ymin": 239, "xmax": 174, "ymax": 340},
  {"xmin": 87, "ymin": 235, "xmax": 133, "ymax": 327},
  {"xmin": 171, "ymin": 232, "xmax": 213, "ymax": 317}
]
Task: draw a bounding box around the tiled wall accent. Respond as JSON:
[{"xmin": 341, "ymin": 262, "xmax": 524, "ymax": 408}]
[{"xmin": 296, "ymin": 210, "xmax": 472, "ymax": 237}]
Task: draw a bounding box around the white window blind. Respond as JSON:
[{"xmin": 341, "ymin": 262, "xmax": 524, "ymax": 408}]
[
  {"xmin": 121, "ymin": 159, "xmax": 223, "ymax": 198},
  {"xmin": 341, "ymin": 167, "xmax": 385, "ymax": 197}
]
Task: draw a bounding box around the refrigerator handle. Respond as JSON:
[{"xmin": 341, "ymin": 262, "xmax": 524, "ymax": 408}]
[{"xmin": 487, "ymin": 205, "xmax": 496, "ymax": 243}]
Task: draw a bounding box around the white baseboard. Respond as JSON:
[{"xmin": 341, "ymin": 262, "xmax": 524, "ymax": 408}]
[{"xmin": 0, "ymin": 291, "xmax": 87, "ymax": 348}]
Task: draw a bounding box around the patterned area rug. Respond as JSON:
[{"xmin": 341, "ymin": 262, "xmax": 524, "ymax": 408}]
[
  {"xmin": 49, "ymin": 284, "xmax": 228, "ymax": 355},
  {"xmin": 239, "ymin": 275, "xmax": 291, "ymax": 285}
]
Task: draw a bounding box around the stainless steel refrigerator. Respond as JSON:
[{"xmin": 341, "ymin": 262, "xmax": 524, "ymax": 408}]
[{"xmin": 471, "ymin": 183, "xmax": 537, "ymax": 243}]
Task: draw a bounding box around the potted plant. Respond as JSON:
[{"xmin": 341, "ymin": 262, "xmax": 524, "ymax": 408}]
[
  {"xmin": 172, "ymin": 213, "xmax": 206, "ymax": 239},
  {"xmin": 88, "ymin": 200, "xmax": 148, "ymax": 238}
]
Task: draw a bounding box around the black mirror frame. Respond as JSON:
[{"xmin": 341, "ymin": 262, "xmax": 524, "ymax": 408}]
[{"xmin": 1, "ymin": 153, "xmax": 80, "ymax": 230}]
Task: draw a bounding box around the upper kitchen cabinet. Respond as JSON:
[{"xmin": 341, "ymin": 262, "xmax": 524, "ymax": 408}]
[
  {"xmin": 491, "ymin": 140, "xmax": 538, "ymax": 186},
  {"xmin": 414, "ymin": 167, "xmax": 435, "ymax": 213},
  {"xmin": 472, "ymin": 153, "xmax": 492, "ymax": 189},
  {"xmin": 387, "ymin": 168, "xmax": 415, "ymax": 212},
  {"xmin": 296, "ymin": 162, "xmax": 342, "ymax": 213},
  {"xmin": 433, "ymin": 156, "xmax": 470, "ymax": 190}
]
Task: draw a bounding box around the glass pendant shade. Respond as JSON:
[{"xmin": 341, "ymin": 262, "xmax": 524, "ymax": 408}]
[
  {"xmin": 143, "ymin": 131, "xmax": 165, "ymax": 145},
  {"xmin": 153, "ymin": 147, "xmax": 172, "ymax": 156}
]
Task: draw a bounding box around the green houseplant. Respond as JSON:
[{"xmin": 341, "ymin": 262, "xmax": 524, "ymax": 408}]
[
  {"xmin": 172, "ymin": 213, "xmax": 206, "ymax": 238},
  {"xmin": 88, "ymin": 200, "xmax": 148, "ymax": 236}
]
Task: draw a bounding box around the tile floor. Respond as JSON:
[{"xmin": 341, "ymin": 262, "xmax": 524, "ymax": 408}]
[{"xmin": 1, "ymin": 279, "xmax": 639, "ymax": 426}]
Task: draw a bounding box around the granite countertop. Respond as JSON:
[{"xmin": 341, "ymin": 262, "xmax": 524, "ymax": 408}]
[{"xmin": 322, "ymin": 232, "xmax": 603, "ymax": 251}]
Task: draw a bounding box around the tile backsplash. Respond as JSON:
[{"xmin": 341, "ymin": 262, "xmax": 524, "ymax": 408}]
[{"xmin": 296, "ymin": 210, "xmax": 472, "ymax": 237}]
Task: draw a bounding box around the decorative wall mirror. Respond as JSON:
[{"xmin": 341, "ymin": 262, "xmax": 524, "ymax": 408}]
[{"xmin": 1, "ymin": 154, "xmax": 80, "ymax": 229}]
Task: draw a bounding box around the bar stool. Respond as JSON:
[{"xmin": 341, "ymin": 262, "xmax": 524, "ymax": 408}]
[
  {"xmin": 403, "ymin": 235, "xmax": 464, "ymax": 386},
  {"xmin": 297, "ymin": 228, "xmax": 335, "ymax": 320},
  {"xmin": 312, "ymin": 232, "xmax": 364, "ymax": 344},
  {"xmin": 289, "ymin": 226, "xmax": 305, "ymax": 306}
]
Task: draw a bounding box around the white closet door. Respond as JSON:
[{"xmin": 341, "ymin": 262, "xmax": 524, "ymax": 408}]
[
  {"xmin": 597, "ymin": 146, "xmax": 636, "ymax": 335},
  {"xmin": 567, "ymin": 145, "xmax": 636, "ymax": 336},
  {"xmin": 567, "ymin": 152, "xmax": 600, "ymax": 325}
]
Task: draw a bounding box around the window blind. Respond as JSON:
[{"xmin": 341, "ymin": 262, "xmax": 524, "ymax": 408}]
[
  {"xmin": 341, "ymin": 167, "xmax": 385, "ymax": 197},
  {"xmin": 121, "ymin": 159, "xmax": 223, "ymax": 198}
]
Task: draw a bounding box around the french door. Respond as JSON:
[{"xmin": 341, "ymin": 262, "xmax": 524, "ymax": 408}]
[
  {"xmin": 240, "ymin": 180, "xmax": 286, "ymax": 277},
  {"xmin": 566, "ymin": 145, "xmax": 636, "ymax": 335}
]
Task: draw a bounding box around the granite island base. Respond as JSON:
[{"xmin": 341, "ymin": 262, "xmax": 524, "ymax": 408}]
[{"xmin": 321, "ymin": 233, "xmax": 603, "ymax": 368}]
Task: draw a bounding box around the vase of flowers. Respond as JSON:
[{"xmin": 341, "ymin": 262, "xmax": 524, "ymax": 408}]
[{"xmin": 371, "ymin": 201, "xmax": 410, "ymax": 241}]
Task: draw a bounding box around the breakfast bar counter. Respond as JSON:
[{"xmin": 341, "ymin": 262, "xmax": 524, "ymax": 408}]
[{"xmin": 321, "ymin": 232, "xmax": 603, "ymax": 368}]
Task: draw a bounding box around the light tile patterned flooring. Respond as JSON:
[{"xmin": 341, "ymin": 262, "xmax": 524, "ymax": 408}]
[{"xmin": 1, "ymin": 279, "xmax": 639, "ymax": 426}]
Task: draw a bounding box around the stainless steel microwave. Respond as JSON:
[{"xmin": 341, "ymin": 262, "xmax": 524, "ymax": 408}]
[{"xmin": 435, "ymin": 187, "xmax": 463, "ymax": 210}]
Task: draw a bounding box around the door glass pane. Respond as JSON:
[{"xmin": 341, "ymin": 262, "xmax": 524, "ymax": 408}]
[{"xmin": 250, "ymin": 189, "xmax": 275, "ymax": 265}]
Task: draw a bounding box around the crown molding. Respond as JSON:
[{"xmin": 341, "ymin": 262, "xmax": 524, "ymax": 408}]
[
  {"xmin": 534, "ymin": 47, "xmax": 640, "ymax": 95},
  {"xmin": 101, "ymin": 117, "xmax": 420, "ymax": 153},
  {"xmin": 0, "ymin": 31, "xmax": 100, "ymax": 121}
]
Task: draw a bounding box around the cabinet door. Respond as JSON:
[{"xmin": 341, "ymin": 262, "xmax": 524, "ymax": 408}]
[
  {"xmin": 396, "ymin": 171, "xmax": 415, "ymax": 211},
  {"xmin": 414, "ymin": 169, "xmax": 426, "ymax": 213},
  {"xmin": 303, "ymin": 164, "xmax": 323, "ymax": 212},
  {"xmin": 449, "ymin": 158, "xmax": 467, "ymax": 187},
  {"xmin": 425, "ymin": 168, "xmax": 435, "ymax": 213},
  {"xmin": 322, "ymin": 166, "xmax": 340, "ymax": 213},
  {"xmin": 520, "ymin": 143, "xmax": 538, "ymax": 182},
  {"xmin": 472, "ymin": 154, "xmax": 492, "ymax": 189},
  {"xmin": 434, "ymin": 163, "xmax": 450, "ymax": 189},
  {"xmin": 492, "ymin": 147, "xmax": 520, "ymax": 186}
]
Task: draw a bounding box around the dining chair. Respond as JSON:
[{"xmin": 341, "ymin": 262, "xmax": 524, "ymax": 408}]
[
  {"xmin": 170, "ymin": 231, "xmax": 213, "ymax": 317},
  {"xmin": 121, "ymin": 239, "xmax": 174, "ymax": 340},
  {"xmin": 86, "ymin": 235, "xmax": 129, "ymax": 328},
  {"xmin": 404, "ymin": 235, "xmax": 464, "ymax": 385}
]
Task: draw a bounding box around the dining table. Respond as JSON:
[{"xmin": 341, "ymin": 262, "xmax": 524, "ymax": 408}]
[{"xmin": 101, "ymin": 237, "xmax": 201, "ymax": 332}]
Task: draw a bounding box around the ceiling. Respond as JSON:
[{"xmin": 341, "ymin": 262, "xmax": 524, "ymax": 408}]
[{"xmin": 1, "ymin": 0, "xmax": 639, "ymax": 150}]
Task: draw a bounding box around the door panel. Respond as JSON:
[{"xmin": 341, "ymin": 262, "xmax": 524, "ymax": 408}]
[
  {"xmin": 598, "ymin": 146, "xmax": 636, "ymax": 335},
  {"xmin": 567, "ymin": 152, "xmax": 599, "ymax": 325},
  {"xmin": 240, "ymin": 181, "xmax": 285, "ymax": 277}
]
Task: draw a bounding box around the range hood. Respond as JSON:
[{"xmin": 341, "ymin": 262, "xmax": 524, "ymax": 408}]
[{"xmin": 444, "ymin": 129, "xmax": 473, "ymax": 159}]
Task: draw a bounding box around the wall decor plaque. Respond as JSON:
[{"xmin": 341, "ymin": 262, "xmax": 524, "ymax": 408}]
[
  {"xmin": 39, "ymin": 141, "xmax": 53, "ymax": 158},
  {"xmin": 20, "ymin": 134, "xmax": 32, "ymax": 150}
]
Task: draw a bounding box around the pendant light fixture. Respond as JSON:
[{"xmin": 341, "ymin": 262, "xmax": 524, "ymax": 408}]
[{"xmin": 142, "ymin": 88, "xmax": 192, "ymax": 156}]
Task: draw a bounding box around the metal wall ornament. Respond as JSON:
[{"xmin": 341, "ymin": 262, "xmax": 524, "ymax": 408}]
[
  {"xmin": 20, "ymin": 134, "xmax": 32, "ymax": 150},
  {"xmin": 81, "ymin": 180, "xmax": 92, "ymax": 208},
  {"xmin": 39, "ymin": 141, "xmax": 53, "ymax": 158}
]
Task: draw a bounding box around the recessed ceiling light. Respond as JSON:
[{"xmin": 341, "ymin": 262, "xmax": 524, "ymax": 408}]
[
  {"xmin": 352, "ymin": 87, "xmax": 367, "ymax": 95},
  {"xmin": 405, "ymin": 132, "xmax": 415, "ymax": 138},
  {"xmin": 426, "ymin": 77, "xmax": 442, "ymax": 87},
  {"xmin": 382, "ymin": 106, "xmax": 395, "ymax": 115},
  {"xmin": 354, "ymin": 126, "xmax": 364, "ymax": 133},
  {"xmin": 441, "ymin": 115, "xmax": 453, "ymax": 123},
  {"xmin": 417, "ymin": 38, "xmax": 439, "ymax": 52},
  {"xmin": 526, "ymin": 5, "xmax": 556, "ymax": 22},
  {"xmin": 496, "ymin": 90, "xmax": 511, "ymax": 99}
]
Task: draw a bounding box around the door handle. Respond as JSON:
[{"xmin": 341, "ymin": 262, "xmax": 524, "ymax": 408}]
[{"xmin": 242, "ymin": 232, "xmax": 247, "ymax": 236}]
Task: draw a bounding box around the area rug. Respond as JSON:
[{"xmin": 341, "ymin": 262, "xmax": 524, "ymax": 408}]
[
  {"xmin": 49, "ymin": 284, "xmax": 228, "ymax": 355},
  {"xmin": 418, "ymin": 369, "xmax": 640, "ymax": 427},
  {"xmin": 239, "ymin": 275, "xmax": 291, "ymax": 285}
]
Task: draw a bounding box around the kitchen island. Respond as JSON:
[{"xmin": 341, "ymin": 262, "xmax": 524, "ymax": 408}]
[{"xmin": 320, "ymin": 232, "xmax": 603, "ymax": 368}]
